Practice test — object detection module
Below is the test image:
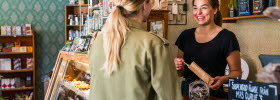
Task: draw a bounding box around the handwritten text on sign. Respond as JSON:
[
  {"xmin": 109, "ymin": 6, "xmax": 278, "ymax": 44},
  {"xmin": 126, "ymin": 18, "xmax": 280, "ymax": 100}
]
[{"xmin": 228, "ymin": 79, "xmax": 278, "ymax": 100}]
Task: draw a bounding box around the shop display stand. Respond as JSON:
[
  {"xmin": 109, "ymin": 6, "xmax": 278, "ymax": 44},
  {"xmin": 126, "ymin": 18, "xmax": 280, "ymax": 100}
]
[
  {"xmin": 0, "ymin": 32, "xmax": 35, "ymax": 100},
  {"xmin": 45, "ymin": 51, "xmax": 89, "ymax": 100}
]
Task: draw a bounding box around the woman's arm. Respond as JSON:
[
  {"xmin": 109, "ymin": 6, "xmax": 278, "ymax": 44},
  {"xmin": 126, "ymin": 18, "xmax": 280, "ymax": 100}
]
[
  {"xmin": 225, "ymin": 50, "xmax": 242, "ymax": 80},
  {"xmin": 210, "ymin": 50, "xmax": 242, "ymax": 90}
]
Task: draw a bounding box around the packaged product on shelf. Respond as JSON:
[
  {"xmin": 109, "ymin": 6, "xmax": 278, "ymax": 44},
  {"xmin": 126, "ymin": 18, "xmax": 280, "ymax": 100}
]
[
  {"xmin": 19, "ymin": 46, "xmax": 27, "ymax": 52},
  {"xmin": 13, "ymin": 58, "xmax": 21, "ymax": 70},
  {"xmin": 16, "ymin": 26, "xmax": 22, "ymax": 35},
  {"xmin": 5, "ymin": 43, "xmax": 14, "ymax": 47},
  {"xmin": 83, "ymin": 36, "xmax": 92, "ymax": 51},
  {"xmin": 26, "ymin": 76, "xmax": 32, "ymax": 87},
  {"xmin": 12, "ymin": 47, "xmax": 20, "ymax": 52},
  {"xmin": 2, "ymin": 47, "xmax": 12, "ymax": 52},
  {"xmin": 10, "ymin": 78, "xmax": 15, "ymax": 88},
  {"xmin": 1, "ymin": 26, "xmax": 7, "ymax": 35},
  {"xmin": 0, "ymin": 58, "xmax": 12, "ymax": 70},
  {"xmin": 21, "ymin": 26, "xmax": 27, "ymax": 35},
  {"xmin": 26, "ymin": 58, "xmax": 33, "ymax": 69},
  {"xmin": 21, "ymin": 77, "xmax": 26, "ymax": 88},
  {"xmin": 0, "ymin": 43, "xmax": 3, "ymax": 52},
  {"xmin": 6, "ymin": 26, "xmax": 12, "ymax": 35},
  {"xmin": 4, "ymin": 43, "xmax": 14, "ymax": 52},
  {"xmin": 6, "ymin": 78, "xmax": 11, "ymax": 89},
  {"xmin": 12, "ymin": 26, "xmax": 16, "ymax": 35},
  {"xmin": 14, "ymin": 41, "xmax": 21, "ymax": 47},
  {"xmin": 26, "ymin": 24, "xmax": 32, "ymax": 35},
  {"xmin": 1, "ymin": 78, "xmax": 7, "ymax": 89},
  {"xmin": 15, "ymin": 77, "xmax": 21, "ymax": 88},
  {"xmin": 26, "ymin": 46, "xmax": 33, "ymax": 52}
]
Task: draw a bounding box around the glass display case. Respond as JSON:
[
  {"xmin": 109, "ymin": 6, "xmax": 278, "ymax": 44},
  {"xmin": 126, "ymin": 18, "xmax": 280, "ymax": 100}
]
[{"xmin": 45, "ymin": 51, "xmax": 90, "ymax": 100}]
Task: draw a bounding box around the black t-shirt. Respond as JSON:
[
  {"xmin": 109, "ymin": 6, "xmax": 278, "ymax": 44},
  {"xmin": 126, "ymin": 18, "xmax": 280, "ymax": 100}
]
[{"xmin": 175, "ymin": 28, "xmax": 240, "ymax": 98}]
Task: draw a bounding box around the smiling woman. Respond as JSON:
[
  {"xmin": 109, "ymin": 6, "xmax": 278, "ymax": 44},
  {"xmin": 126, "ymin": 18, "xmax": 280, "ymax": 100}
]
[
  {"xmin": 174, "ymin": 0, "xmax": 242, "ymax": 99},
  {"xmin": 192, "ymin": 0, "xmax": 222, "ymax": 26}
]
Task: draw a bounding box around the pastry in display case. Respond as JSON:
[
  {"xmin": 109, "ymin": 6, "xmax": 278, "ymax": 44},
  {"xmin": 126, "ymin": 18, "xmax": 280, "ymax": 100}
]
[{"xmin": 45, "ymin": 51, "xmax": 90, "ymax": 100}]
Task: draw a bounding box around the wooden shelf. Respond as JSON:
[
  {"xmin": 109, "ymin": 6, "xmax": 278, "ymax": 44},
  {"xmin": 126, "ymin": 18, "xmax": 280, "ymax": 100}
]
[
  {"xmin": 0, "ymin": 52, "xmax": 33, "ymax": 55},
  {"xmin": 66, "ymin": 4, "xmax": 89, "ymax": 7},
  {"xmin": 66, "ymin": 40, "xmax": 73, "ymax": 42},
  {"xmin": 66, "ymin": 25, "xmax": 83, "ymax": 27},
  {"xmin": 222, "ymin": 15, "xmax": 267, "ymax": 23},
  {"xmin": 0, "ymin": 69, "xmax": 33, "ymax": 73},
  {"xmin": 0, "ymin": 35, "xmax": 33, "ymax": 37},
  {"xmin": 0, "ymin": 87, "xmax": 34, "ymax": 91}
]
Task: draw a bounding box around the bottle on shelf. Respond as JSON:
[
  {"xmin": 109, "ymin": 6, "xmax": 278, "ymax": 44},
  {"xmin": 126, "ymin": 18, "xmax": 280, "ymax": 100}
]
[
  {"xmin": 69, "ymin": 14, "xmax": 74, "ymax": 25},
  {"xmin": 75, "ymin": 13, "xmax": 79, "ymax": 25},
  {"xmin": 80, "ymin": 12, "xmax": 84, "ymax": 26},
  {"xmin": 228, "ymin": 0, "xmax": 237, "ymax": 17}
]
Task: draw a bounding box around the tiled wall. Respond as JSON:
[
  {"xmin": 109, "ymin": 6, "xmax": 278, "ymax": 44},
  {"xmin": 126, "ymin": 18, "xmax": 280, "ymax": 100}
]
[
  {"xmin": 0, "ymin": 0, "xmax": 67, "ymax": 99},
  {"xmin": 168, "ymin": 0, "xmax": 280, "ymax": 81}
]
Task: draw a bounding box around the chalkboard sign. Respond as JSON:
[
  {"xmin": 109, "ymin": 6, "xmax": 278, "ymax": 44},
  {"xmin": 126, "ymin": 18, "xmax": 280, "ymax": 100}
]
[{"xmin": 228, "ymin": 78, "xmax": 279, "ymax": 100}]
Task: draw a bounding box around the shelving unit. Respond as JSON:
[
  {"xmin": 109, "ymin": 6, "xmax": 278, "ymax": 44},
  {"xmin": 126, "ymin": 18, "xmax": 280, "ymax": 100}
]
[
  {"xmin": 220, "ymin": 0, "xmax": 280, "ymax": 23},
  {"xmin": 0, "ymin": 33, "xmax": 35, "ymax": 99},
  {"xmin": 65, "ymin": 4, "xmax": 89, "ymax": 42}
]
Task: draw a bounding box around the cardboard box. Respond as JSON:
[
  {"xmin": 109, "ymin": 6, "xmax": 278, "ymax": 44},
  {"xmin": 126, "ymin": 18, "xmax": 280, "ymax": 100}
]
[
  {"xmin": 1, "ymin": 26, "xmax": 7, "ymax": 35},
  {"xmin": 14, "ymin": 41, "xmax": 21, "ymax": 47},
  {"xmin": 12, "ymin": 26, "xmax": 16, "ymax": 35},
  {"xmin": 26, "ymin": 24, "xmax": 32, "ymax": 35},
  {"xmin": 6, "ymin": 26, "xmax": 12, "ymax": 35},
  {"xmin": 19, "ymin": 46, "xmax": 27, "ymax": 52},
  {"xmin": 5, "ymin": 43, "xmax": 14, "ymax": 47},
  {"xmin": 0, "ymin": 58, "xmax": 12, "ymax": 70},
  {"xmin": 16, "ymin": 26, "xmax": 22, "ymax": 35},
  {"xmin": 22, "ymin": 26, "xmax": 26, "ymax": 35},
  {"xmin": 13, "ymin": 58, "xmax": 21, "ymax": 70},
  {"xmin": 12, "ymin": 47, "xmax": 20, "ymax": 52},
  {"xmin": 3, "ymin": 47, "xmax": 12, "ymax": 52},
  {"xmin": 26, "ymin": 58, "xmax": 33, "ymax": 69},
  {"xmin": 26, "ymin": 46, "xmax": 33, "ymax": 52}
]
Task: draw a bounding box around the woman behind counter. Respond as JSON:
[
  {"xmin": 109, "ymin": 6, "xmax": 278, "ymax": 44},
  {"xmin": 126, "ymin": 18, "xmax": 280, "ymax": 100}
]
[
  {"xmin": 89, "ymin": 0, "xmax": 182, "ymax": 100},
  {"xmin": 174, "ymin": 0, "xmax": 242, "ymax": 99}
]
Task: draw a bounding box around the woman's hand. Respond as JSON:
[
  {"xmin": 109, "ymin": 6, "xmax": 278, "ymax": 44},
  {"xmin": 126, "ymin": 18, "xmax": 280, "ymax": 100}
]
[
  {"xmin": 210, "ymin": 76, "xmax": 228, "ymax": 90},
  {"xmin": 174, "ymin": 58, "xmax": 185, "ymax": 70}
]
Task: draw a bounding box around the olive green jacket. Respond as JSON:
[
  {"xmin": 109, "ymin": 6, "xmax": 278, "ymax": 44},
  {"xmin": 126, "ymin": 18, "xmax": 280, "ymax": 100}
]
[{"xmin": 89, "ymin": 20, "xmax": 182, "ymax": 100}]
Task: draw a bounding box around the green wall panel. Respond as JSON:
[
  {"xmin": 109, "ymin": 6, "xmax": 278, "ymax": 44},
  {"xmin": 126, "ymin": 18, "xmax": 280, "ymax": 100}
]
[{"xmin": 0, "ymin": 0, "xmax": 67, "ymax": 99}]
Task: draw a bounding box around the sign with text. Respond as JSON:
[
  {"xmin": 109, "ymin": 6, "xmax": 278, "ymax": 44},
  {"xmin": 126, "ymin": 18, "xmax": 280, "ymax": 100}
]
[{"xmin": 228, "ymin": 78, "xmax": 279, "ymax": 100}]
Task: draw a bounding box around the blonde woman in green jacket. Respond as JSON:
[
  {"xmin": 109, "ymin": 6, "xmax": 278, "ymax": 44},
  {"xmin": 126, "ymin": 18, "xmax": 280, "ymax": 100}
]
[{"xmin": 88, "ymin": 0, "xmax": 182, "ymax": 100}]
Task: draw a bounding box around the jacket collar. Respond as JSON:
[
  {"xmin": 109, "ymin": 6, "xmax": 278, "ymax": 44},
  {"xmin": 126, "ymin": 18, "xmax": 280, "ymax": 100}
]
[{"xmin": 128, "ymin": 19, "xmax": 147, "ymax": 31}]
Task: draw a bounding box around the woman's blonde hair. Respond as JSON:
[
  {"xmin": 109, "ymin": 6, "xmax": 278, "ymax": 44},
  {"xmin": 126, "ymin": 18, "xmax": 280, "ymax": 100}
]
[{"xmin": 101, "ymin": 0, "xmax": 150, "ymax": 76}]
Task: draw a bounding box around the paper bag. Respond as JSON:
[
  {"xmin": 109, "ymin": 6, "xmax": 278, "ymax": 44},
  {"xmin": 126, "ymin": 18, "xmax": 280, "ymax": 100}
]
[{"xmin": 188, "ymin": 61, "xmax": 214, "ymax": 86}]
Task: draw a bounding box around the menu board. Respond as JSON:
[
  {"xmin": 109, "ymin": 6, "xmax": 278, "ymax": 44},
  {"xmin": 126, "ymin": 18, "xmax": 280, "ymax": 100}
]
[{"xmin": 228, "ymin": 78, "xmax": 279, "ymax": 100}]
